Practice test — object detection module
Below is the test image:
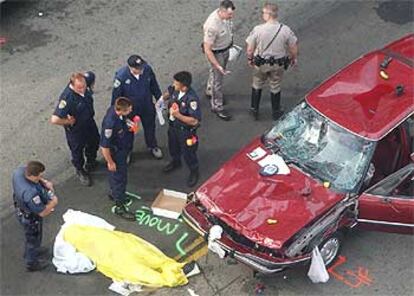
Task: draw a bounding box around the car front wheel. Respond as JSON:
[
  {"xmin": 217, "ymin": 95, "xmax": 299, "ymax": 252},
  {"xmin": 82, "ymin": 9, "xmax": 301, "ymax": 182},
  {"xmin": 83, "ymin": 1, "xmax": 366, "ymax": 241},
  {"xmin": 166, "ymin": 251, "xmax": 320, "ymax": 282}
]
[{"xmin": 319, "ymin": 232, "xmax": 343, "ymax": 267}]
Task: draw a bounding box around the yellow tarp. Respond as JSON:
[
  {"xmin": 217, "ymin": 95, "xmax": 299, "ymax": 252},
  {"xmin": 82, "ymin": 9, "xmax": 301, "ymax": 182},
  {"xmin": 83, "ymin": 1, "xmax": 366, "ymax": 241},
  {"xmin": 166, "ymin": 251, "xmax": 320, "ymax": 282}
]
[{"xmin": 63, "ymin": 224, "xmax": 188, "ymax": 287}]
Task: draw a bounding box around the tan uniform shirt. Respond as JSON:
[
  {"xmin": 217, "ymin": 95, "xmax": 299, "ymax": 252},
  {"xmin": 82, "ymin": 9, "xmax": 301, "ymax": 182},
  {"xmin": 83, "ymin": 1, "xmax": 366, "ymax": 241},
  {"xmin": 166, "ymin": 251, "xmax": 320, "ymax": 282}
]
[
  {"xmin": 246, "ymin": 21, "xmax": 297, "ymax": 59},
  {"xmin": 203, "ymin": 9, "xmax": 233, "ymax": 51}
]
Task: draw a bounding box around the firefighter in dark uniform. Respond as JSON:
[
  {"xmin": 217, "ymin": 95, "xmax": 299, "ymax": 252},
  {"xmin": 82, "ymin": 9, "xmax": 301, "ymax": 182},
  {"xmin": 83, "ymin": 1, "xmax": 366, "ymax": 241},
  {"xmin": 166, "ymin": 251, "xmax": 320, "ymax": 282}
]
[
  {"xmin": 111, "ymin": 55, "xmax": 163, "ymax": 160},
  {"xmin": 50, "ymin": 72, "xmax": 100, "ymax": 186},
  {"xmin": 100, "ymin": 97, "xmax": 136, "ymax": 220},
  {"xmin": 12, "ymin": 161, "xmax": 58, "ymax": 271},
  {"xmin": 157, "ymin": 71, "xmax": 201, "ymax": 187}
]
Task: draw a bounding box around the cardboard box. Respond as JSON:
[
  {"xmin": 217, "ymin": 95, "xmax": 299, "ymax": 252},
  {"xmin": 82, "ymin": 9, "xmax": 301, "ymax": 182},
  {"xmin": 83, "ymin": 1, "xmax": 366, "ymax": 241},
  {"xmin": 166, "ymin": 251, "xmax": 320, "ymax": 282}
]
[{"xmin": 151, "ymin": 189, "xmax": 188, "ymax": 219}]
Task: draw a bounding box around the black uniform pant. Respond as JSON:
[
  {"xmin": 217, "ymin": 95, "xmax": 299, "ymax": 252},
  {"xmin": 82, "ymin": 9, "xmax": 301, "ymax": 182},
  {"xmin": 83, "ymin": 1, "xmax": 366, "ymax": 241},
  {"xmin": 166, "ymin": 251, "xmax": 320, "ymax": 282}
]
[
  {"xmin": 168, "ymin": 126, "xmax": 199, "ymax": 171},
  {"xmin": 108, "ymin": 149, "xmax": 129, "ymax": 203},
  {"xmin": 65, "ymin": 120, "xmax": 100, "ymax": 171},
  {"xmin": 17, "ymin": 214, "xmax": 42, "ymax": 266},
  {"xmin": 135, "ymin": 104, "xmax": 157, "ymax": 150}
]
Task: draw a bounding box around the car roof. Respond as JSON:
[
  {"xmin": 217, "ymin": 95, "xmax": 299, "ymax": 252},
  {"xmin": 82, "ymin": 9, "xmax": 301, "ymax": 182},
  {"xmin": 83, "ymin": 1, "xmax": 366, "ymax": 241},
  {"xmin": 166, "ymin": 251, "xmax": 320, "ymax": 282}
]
[{"xmin": 306, "ymin": 34, "xmax": 414, "ymax": 141}]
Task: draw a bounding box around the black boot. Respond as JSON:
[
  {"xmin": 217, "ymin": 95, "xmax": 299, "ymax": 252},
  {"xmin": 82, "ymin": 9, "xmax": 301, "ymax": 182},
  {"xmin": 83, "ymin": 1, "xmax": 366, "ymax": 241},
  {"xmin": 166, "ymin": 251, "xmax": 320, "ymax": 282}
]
[
  {"xmin": 249, "ymin": 88, "xmax": 262, "ymax": 120},
  {"xmin": 187, "ymin": 169, "xmax": 199, "ymax": 187},
  {"xmin": 271, "ymin": 92, "xmax": 283, "ymax": 120}
]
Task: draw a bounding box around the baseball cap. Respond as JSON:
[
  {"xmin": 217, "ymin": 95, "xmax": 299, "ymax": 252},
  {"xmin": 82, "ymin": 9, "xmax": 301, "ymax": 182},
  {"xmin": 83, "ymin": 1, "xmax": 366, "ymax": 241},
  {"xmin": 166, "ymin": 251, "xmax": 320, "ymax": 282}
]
[
  {"xmin": 127, "ymin": 55, "xmax": 146, "ymax": 69},
  {"xmin": 83, "ymin": 71, "xmax": 96, "ymax": 87}
]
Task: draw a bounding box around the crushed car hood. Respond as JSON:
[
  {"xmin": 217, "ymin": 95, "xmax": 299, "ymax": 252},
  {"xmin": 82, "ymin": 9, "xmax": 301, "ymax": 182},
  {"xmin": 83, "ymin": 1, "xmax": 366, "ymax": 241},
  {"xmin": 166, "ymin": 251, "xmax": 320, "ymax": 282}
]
[{"xmin": 197, "ymin": 138, "xmax": 345, "ymax": 250}]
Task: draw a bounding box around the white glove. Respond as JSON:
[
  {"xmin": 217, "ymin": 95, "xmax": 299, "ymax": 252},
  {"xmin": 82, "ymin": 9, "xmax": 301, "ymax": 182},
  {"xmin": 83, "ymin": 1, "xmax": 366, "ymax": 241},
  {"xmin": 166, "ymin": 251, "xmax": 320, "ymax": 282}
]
[
  {"xmin": 155, "ymin": 96, "xmax": 165, "ymax": 110},
  {"xmin": 155, "ymin": 96, "xmax": 165, "ymax": 126}
]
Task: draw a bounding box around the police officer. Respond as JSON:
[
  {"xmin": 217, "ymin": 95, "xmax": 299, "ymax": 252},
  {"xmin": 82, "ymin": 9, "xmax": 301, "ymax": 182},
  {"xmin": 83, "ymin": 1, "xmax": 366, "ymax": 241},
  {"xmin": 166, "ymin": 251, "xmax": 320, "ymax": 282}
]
[
  {"xmin": 50, "ymin": 72, "xmax": 100, "ymax": 186},
  {"xmin": 246, "ymin": 3, "xmax": 298, "ymax": 120},
  {"xmin": 203, "ymin": 0, "xmax": 235, "ymax": 121},
  {"xmin": 12, "ymin": 161, "xmax": 58, "ymax": 271},
  {"xmin": 100, "ymin": 97, "xmax": 136, "ymax": 220},
  {"xmin": 83, "ymin": 71, "xmax": 100, "ymax": 172},
  {"xmin": 112, "ymin": 55, "xmax": 163, "ymax": 160},
  {"xmin": 157, "ymin": 71, "xmax": 201, "ymax": 187}
]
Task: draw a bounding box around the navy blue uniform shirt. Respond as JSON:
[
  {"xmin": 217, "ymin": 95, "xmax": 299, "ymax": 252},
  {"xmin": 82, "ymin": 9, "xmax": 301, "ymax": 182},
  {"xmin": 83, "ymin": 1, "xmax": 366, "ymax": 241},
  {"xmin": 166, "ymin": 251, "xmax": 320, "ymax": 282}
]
[
  {"xmin": 54, "ymin": 85, "xmax": 95, "ymax": 132},
  {"xmin": 167, "ymin": 86, "xmax": 202, "ymax": 128},
  {"xmin": 12, "ymin": 166, "xmax": 48, "ymax": 215},
  {"xmin": 111, "ymin": 65, "xmax": 162, "ymax": 115},
  {"xmin": 100, "ymin": 107, "xmax": 133, "ymax": 152}
]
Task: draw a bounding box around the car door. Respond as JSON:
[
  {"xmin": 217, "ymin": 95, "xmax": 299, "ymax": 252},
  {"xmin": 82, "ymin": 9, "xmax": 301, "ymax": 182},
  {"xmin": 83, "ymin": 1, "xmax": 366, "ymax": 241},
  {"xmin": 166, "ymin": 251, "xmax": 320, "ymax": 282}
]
[{"xmin": 358, "ymin": 163, "xmax": 414, "ymax": 234}]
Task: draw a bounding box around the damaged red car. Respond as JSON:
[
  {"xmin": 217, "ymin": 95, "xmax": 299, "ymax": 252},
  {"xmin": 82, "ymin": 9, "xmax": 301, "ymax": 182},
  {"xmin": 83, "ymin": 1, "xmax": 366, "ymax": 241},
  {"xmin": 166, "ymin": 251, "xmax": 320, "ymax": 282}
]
[{"xmin": 183, "ymin": 34, "xmax": 414, "ymax": 273}]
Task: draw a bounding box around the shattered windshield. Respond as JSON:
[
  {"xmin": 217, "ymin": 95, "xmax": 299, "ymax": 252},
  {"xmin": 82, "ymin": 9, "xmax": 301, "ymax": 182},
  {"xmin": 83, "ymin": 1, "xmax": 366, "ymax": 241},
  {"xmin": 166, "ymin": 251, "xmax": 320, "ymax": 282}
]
[{"xmin": 264, "ymin": 102, "xmax": 375, "ymax": 192}]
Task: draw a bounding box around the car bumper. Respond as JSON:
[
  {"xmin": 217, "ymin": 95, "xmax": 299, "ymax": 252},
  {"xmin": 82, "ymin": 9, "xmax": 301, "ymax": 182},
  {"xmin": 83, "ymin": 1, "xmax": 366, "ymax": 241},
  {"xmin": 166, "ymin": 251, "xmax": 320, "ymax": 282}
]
[{"xmin": 182, "ymin": 202, "xmax": 311, "ymax": 274}]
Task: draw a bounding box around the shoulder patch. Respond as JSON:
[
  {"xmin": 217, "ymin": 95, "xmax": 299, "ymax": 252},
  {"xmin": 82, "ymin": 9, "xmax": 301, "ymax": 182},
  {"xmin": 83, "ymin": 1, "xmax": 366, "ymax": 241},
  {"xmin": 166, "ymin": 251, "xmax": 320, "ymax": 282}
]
[
  {"xmin": 58, "ymin": 100, "xmax": 67, "ymax": 109},
  {"xmin": 113, "ymin": 79, "xmax": 121, "ymax": 88},
  {"xmin": 32, "ymin": 195, "xmax": 42, "ymax": 205},
  {"xmin": 190, "ymin": 101, "xmax": 198, "ymax": 111},
  {"xmin": 105, "ymin": 129, "xmax": 113, "ymax": 138},
  {"xmin": 207, "ymin": 28, "xmax": 216, "ymax": 38}
]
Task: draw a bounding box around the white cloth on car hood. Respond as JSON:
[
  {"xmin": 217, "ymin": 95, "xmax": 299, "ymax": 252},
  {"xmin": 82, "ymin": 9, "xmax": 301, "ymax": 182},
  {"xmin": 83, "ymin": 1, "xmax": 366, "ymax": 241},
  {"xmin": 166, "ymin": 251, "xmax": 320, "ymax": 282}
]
[{"xmin": 52, "ymin": 209, "xmax": 115, "ymax": 274}]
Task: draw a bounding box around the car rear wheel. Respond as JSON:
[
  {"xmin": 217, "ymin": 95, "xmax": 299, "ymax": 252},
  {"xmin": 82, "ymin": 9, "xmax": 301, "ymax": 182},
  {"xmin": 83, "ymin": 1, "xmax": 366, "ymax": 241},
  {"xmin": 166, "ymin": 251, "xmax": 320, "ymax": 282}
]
[{"xmin": 319, "ymin": 232, "xmax": 343, "ymax": 267}]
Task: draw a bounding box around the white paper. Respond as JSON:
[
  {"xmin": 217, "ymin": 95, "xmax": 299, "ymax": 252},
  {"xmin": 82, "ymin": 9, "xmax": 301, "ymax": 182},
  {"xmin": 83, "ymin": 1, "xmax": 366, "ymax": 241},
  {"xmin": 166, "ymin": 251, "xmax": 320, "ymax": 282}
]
[
  {"xmin": 156, "ymin": 105, "xmax": 165, "ymax": 125},
  {"xmin": 228, "ymin": 45, "xmax": 243, "ymax": 62},
  {"xmin": 108, "ymin": 282, "xmax": 143, "ymax": 296},
  {"xmin": 188, "ymin": 288, "xmax": 200, "ymax": 296},
  {"xmin": 247, "ymin": 147, "xmax": 267, "ymax": 161},
  {"xmin": 258, "ymin": 154, "xmax": 290, "ymax": 175},
  {"xmin": 208, "ymin": 225, "xmax": 226, "ymax": 259},
  {"xmin": 307, "ymin": 127, "xmax": 320, "ymax": 145}
]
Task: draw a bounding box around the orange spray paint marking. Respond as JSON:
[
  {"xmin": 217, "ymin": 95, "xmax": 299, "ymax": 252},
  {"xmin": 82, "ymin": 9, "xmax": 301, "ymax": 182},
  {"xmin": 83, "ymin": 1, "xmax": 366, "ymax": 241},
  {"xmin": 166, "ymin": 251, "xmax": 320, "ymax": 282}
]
[{"xmin": 328, "ymin": 255, "xmax": 374, "ymax": 289}]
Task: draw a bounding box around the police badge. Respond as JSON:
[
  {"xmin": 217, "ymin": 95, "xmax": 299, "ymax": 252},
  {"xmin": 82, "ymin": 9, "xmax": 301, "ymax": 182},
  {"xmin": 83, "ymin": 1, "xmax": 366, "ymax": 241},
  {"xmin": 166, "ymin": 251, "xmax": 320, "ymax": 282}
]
[
  {"xmin": 58, "ymin": 100, "xmax": 67, "ymax": 109},
  {"xmin": 190, "ymin": 101, "xmax": 198, "ymax": 111},
  {"xmin": 113, "ymin": 79, "xmax": 121, "ymax": 88},
  {"xmin": 105, "ymin": 129, "xmax": 113, "ymax": 138}
]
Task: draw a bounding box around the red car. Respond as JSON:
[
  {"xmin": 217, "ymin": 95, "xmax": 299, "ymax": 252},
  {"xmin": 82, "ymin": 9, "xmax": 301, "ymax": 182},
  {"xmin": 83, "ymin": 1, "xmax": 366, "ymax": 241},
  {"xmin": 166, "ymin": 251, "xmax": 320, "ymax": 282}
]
[{"xmin": 183, "ymin": 34, "xmax": 414, "ymax": 273}]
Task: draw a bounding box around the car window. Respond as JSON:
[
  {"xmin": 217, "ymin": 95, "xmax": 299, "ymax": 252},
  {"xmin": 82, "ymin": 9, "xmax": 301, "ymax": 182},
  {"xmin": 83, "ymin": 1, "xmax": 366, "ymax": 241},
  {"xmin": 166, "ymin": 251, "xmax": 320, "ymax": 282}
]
[
  {"xmin": 367, "ymin": 163, "xmax": 414, "ymax": 198},
  {"xmin": 264, "ymin": 102, "xmax": 375, "ymax": 193}
]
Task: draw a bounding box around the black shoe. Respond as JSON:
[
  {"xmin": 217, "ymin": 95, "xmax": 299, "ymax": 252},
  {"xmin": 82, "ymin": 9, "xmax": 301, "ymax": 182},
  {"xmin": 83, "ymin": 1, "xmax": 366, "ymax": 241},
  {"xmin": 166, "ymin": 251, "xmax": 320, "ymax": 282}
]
[
  {"xmin": 183, "ymin": 260, "xmax": 201, "ymax": 277},
  {"xmin": 108, "ymin": 193, "xmax": 133, "ymax": 206},
  {"xmin": 271, "ymin": 92, "xmax": 284, "ymax": 121},
  {"xmin": 272, "ymin": 110, "xmax": 284, "ymax": 121},
  {"xmin": 213, "ymin": 109, "xmax": 231, "ymax": 121},
  {"xmin": 249, "ymin": 108, "xmax": 259, "ymax": 120},
  {"xmin": 36, "ymin": 247, "xmax": 49, "ymax": 259},
  {"xmin": 84, "ymin": 160, "xmax": 98, "ymax": 173},
  {"xmin": 76, "ymin": 169, "xmax": 91, "ymax": 186},
  {"xmin": 163, "ymin": 161, "xmax": 182, "ymax": 173},
  {"xmin": 26, "ymin": 260, "xmax": 49, "ymax": 272},
  {"xmin": 112, "ymin": 204, "xmax": 135, "ymax": 221},
  {"xmin": 250, "ymin": 88, "xmax": 262, "ymax": 121},
  {"xmin": 187, "ymin": 170, "xmax": 199, "ymax": 187}
]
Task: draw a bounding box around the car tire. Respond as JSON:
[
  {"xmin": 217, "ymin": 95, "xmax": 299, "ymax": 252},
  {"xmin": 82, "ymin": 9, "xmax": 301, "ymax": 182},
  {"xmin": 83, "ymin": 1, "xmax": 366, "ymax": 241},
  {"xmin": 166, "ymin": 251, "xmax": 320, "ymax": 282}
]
[{"xmin": 318, "ymin": 231, "xmax": 343, "ymax": 267}]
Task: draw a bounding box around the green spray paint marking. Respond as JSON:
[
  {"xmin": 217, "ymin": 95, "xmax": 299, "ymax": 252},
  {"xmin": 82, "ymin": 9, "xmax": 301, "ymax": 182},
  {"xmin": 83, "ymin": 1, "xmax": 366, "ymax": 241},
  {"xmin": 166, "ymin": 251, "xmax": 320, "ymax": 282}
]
[
  {"xmin": 135, "ymin": 207, "xmax": 180, "ymax": 235},
  {"xmin": 175, "ymin": 232, "xmax": 189, "ymax": 256},
  {"xmin": 134, "ymin": 204, "xmax": 191, "ymax": 256},
  {"xmin": 126, "ymin": 191, "xmax": 142, "ymax": 200}
]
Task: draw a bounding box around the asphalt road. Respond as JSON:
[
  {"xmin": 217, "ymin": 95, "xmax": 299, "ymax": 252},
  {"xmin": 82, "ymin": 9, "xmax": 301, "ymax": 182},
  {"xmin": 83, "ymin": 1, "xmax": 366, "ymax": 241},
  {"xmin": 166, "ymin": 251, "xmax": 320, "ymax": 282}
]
[{"xmin": 1, "ymin": 0, "xmax": 413, "ymax": 295}]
